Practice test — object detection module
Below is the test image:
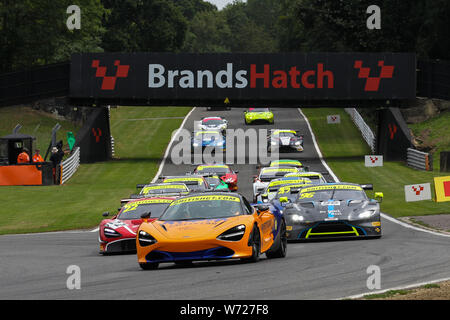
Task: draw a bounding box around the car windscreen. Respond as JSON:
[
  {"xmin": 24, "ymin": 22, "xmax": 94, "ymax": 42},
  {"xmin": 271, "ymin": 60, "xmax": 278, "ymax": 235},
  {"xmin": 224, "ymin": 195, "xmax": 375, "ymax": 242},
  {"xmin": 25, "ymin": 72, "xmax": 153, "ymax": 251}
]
[
  {"xmin": 118, "ymin": 202, "xmax": 172, "ymax": 220},
  {"xmin": 140, "ymin": 185, "xmax": 188, "ymax": 195},
  {"xmin": 249, "ymin": 108, "xmax": 269, "ymax": 112},
  {"xmin": 196, "ymin": 166, "xmax": 230, "ymax": 175},
  {"xmin": 274, "ymin": 131, "xmax": 295, "ymax": 138},
  {"xmin": 160, "ymin": 196, "xmax": 243, "ymax": 221},
  {"xmin": 297, "ymin": 189, "xmax": 367, "ymax": 202},
  {"xmin": 260, "ymin": 168, "xmax": 297, "ymax": 179},
  {"xmin": 203, "ymin": 119, "xmax": 224, "ymax": 125}
]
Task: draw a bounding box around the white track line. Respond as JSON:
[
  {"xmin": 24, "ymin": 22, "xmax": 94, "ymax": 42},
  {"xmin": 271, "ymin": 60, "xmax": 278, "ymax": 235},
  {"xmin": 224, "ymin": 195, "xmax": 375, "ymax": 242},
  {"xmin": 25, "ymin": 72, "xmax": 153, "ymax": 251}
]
[
  {"xmin": 297, "ymin": 108, "xmax": 340, "ymax": 183},
  {"xmin": 151, "ymin": 107, "xmax": 196, "ymax": 183},
  {"xmin": 297, "ymin": 107, "xmax": 450, "ymax": 239},
  {"xmin": 340, "ymin": 276, "xmax": 450, "ymax": 300}
]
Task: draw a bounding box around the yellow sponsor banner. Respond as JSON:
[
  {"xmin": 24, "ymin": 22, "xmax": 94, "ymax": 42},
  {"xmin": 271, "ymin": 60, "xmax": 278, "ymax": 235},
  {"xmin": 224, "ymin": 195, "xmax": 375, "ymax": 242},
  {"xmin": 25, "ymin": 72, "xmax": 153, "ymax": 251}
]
[
  {"xmin": 269, "ymin": 179, "xmax": 311, "ymax": 187},
  {"xmin": 278, "ymin": 184, "xmax": 311, "ymax": 194},
  {"xmin": 164, "ymin": 177, "xmax": 203, "ymax": 184},
  {"xmin": 434, "ymin": 176, "xmax": 450, "ymax": 202},
  {"xmin": 197, "ymin": 165, "xmax": 228, "ymax": 170},
  {"xmin": 170, "ymin": 195, "xmax": 240, "ymax": 206},
  {"xmin": 122, "ymin": 199, "xmax": 173, "ymax": 212},
  {"xmin": 273, "ymin": 130, "xmax": 296, "ymax": 135},
  {"xmin": 142, "ymin": 184, "xmax": 187, "ymax": 193},
  {"xmin": 263, "ymin": 168, "xmax": 297, "ymax": 173},
  {"xmin": 270, "ymin": 161, "xmax": 302, "ymax": 166},
  {"xmin": 300, "ymin": 185, "xmax": 363, "ymax": 193}
]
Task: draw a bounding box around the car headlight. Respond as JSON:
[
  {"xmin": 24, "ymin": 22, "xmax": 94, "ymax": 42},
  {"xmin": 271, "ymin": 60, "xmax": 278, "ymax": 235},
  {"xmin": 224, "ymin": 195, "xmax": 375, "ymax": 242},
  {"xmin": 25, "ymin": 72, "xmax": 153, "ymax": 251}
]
[
  {"xmin": 138, "ymin": 230, "xmax": 157, "ymax": 246},
  {"xmin": 216, "ymin": 141, "xmax": 223, "ymax": 146},
  {"xmin": 271, "ymin": 141, "xmax": 277, "ymax": 146},
  {"xmin": 192, "ymin": 142, "xmax": 199, "ymax": 147},
  {"xmin": 217, "ymin": 225, "xmax": 246, "ymax": 241},
  {"xmin": 358, "ymin": 210, "xmax": 376, "ymax": 219},
  {"xmin": 291, "ymin": 214, "xmax": 304, "ymax": 222},
  {"xmin": 104, "ymin": 227, "xmax": 121, "ymax": 238},
  {"xmin": 294, "ymin": 141, "xmax": 301, "ymax": 146}
]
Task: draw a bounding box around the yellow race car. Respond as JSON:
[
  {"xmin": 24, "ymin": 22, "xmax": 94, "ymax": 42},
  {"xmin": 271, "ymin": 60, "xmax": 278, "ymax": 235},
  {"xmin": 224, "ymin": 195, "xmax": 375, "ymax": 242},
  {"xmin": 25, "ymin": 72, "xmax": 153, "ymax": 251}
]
[{"xmin": 136, "ymin": 193, "xmax": 287, "ymax": 270}]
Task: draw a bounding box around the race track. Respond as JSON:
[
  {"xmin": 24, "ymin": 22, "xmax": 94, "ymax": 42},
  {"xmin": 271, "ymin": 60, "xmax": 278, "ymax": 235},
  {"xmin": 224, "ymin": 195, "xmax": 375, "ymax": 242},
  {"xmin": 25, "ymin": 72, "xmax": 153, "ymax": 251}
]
[{"xmin": 1, "ymin": 107, "xmax": 449, "ymax": 300}]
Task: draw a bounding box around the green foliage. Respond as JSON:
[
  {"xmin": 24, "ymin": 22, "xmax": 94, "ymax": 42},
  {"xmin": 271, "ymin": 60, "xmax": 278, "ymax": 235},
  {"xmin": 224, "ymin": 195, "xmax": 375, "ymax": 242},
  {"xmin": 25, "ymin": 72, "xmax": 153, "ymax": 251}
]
[
  {"xmin": 101, "ymin": 0, "xmax": 187, "ymax": 52},
  {"xmin": 0, "ymin": 0, "xmax": 106, "ymax": 73},
  {"xmin": 279, "ymin": 0, "xmax": 449, "ymax": 59}
]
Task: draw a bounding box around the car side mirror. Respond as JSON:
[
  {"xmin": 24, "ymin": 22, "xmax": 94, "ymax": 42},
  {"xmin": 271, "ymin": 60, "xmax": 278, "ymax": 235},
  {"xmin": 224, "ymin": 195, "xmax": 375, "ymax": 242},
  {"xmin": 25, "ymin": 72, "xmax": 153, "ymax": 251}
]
[
  {"xmin": 234, "ymin": 170, "xmax": 239, "ymax": 173},
  {"xmin": 102, "ymin": 212, "xmax": 109, "ymax": 217},
  {"xmin": 279, "ymin": 197, "xmax": 289, "ymax": 204},
  {"xmin": 141, "ymin": 212, "xmax": 152, "ymax": 220},
  {"xmin": 374, "ymin": 192, "xmax": 384, "ymax": 203},
  {"xmin": 256, "ymin": 204, "xmax": 269, "ymax": 214}
]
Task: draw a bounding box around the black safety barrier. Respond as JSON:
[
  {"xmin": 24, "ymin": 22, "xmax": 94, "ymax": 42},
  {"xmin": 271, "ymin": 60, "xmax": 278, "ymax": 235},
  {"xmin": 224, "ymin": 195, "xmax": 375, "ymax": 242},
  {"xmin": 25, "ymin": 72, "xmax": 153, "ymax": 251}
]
[
  {"xmin": 74, "ymin": 107, "xmax": 112, "ymax": 163},
  {"xmin": 376, "ymin": 107, "xmax": 413, "ymax": 161},
  {"xmin": 69, "ymin": 52, "xmax": 417, "ymax": 107}
]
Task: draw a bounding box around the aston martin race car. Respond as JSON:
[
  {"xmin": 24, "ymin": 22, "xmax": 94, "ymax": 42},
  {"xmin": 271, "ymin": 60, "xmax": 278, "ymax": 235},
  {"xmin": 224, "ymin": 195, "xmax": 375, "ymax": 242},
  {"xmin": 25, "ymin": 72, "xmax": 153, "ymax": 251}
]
[
  {"xmin": 268, "ymin": 129, "xmax": 304, "ymax": 152},
  {"xmin": 136, "ymin": 193, "xmax": 287, "ymax": 270},
  {"xmin": 244, "ymin": 107, "xmax": 274, "ymax": 125},
  {"xmin": 198, "ymin": 117, "xmax": 228, "ymax": 134},
  {"xmin": 279, "ymin": 183, "xmax": 383, "ymax": 241},
  {"xmin": 252, "ymin": 166, "xmax": 301, "ymax": 200},
  {"xmin": 121, "ymin": 183, "xmax": 190, "ymax": 205},
  {"xmin": 283, "ymin": 172, "xmax": 328, "ymax": 184},
  {"xmin": 191, "ymin": 130, "xmax": 226, "ymax": 152},
  {"xmin": 99, "ymin": 197, "xmax": 175, "ymax": 254},
  {"xmin": 193, "ymin": 164, "xmax": 238, "ymax": 191},
  {"xmin": 160, "ymin": 175, "xmax": 210, "ymax": 191},
  {"xmin": 255, "ymin": 177, "xmax": 312, "ymax": 203}
]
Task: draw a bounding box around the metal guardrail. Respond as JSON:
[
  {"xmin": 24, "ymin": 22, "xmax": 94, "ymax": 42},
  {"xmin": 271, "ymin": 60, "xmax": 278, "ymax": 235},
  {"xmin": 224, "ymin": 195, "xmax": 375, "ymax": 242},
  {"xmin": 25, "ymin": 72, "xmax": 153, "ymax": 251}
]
[
  {"xmin": 345, "ymin": 108, "xmax": 376, "ymax": 153},
  {"xmin": 61, "ymin": 147, "xmax": 80, "ymax": 184},
  {"xmin": 111, "ymin": 136, "xmax": 115, "ymax": 157},
  {"xmin": 407, "ymin": 148, "xmax": 433, "ymax": 171}
]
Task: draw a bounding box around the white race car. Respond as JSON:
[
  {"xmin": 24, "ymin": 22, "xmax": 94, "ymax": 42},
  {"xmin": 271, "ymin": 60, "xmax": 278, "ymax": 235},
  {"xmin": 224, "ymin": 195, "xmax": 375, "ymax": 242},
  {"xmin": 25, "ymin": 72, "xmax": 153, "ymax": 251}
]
[
  {"xmin": 198, "ymin": 116, "xmax": 228, "ymax": 134},
  {"xmin": 252, "ymin": 166, "xmax": 301, "ymax": 202}
]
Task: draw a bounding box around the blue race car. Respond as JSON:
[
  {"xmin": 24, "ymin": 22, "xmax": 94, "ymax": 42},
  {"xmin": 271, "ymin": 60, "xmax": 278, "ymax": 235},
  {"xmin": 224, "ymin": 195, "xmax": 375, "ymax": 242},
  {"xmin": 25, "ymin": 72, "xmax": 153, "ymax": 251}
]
[{"xmin": 192, "ymin": 130, "xmax": 226, "ymax": 152}]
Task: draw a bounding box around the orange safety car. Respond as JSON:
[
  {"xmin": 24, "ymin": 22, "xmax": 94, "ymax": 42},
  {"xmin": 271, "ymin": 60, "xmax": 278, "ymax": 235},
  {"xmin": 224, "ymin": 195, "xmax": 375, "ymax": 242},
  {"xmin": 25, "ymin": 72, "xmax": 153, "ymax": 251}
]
[{"xmin": 136, "ymin": 193, "xmax": 287, "ymax": 270}]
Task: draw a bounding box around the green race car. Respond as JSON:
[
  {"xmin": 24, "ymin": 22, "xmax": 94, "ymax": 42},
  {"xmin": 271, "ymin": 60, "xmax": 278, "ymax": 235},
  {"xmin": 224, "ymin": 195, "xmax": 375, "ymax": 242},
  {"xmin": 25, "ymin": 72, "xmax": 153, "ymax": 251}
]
[{"xmin": 244, "ymin": 107, "xmax": 274, "ymax": 125}]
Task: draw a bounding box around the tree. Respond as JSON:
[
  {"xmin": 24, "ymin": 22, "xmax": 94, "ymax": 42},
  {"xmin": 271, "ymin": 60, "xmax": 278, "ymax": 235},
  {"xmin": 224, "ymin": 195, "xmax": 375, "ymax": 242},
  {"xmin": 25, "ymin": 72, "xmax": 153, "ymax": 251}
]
[
  {"xmin": 101, "ymin": 0, "xmax": 187, "ymax": 52},
  {"xmin": 0, "ymin": 0, "xmax": 106, "ymax": 73}
]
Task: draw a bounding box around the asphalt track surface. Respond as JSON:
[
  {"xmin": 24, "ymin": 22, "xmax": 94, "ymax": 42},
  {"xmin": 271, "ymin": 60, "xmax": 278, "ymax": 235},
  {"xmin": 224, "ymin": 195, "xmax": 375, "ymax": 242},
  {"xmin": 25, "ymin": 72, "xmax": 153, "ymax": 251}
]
[{"xmin": 1, "ymin": 107, "xmax": 449, "ymax": 300}]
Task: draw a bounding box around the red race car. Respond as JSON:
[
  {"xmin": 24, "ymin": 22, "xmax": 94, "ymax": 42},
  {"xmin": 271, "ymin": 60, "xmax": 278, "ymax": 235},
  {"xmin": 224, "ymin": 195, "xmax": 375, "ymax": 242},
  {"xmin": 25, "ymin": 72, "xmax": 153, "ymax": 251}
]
[
  {"xmin": 98, "ymin": 197, "xmax": 175, "ymax": 254},
  {"xmin": 193, "ymin": 164, "xmax": 239, "ymax": 191}
]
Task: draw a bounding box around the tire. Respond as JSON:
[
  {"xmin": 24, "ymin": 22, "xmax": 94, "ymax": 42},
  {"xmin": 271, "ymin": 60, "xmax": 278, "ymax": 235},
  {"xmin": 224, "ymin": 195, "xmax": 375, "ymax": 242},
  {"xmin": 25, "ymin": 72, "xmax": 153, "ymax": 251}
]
[
  {"xmin": 266, "ymin": 220, "xmax": 287, "ymax": 259},
  {"xmin": 241, "ymin": 226, "xmax": 261, "ymax": 263},
  {"xmin": 139, "ymin": 262, "xmax": 159, "ymax": 270}
]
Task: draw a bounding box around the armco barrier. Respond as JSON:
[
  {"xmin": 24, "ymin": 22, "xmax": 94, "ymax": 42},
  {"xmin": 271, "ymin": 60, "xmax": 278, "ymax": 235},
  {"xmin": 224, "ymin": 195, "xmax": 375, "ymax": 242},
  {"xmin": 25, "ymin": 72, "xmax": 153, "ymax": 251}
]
[
  {"xmin": 345, "ymin": 108, "xmax": 376, "ymax": 153},
  {"xmin": 406, "ymin": 148, "xmax": 432, "ymax": 171},
  {"xmin": 61, "ymin": 147, "xmax": 80, "ymax": 184}
]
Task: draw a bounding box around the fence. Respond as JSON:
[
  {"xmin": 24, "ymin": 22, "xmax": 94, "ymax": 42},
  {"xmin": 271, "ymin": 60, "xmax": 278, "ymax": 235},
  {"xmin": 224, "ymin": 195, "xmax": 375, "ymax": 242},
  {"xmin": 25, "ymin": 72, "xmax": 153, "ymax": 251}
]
[
  {"xmin": 61, "ymin": 147, "xmax": 80, "ymax": 184},
  {"xmin": 406, "ymin": 148, "xmax": 433, "ymax": 171},
  {"xmin": 344, "ymin": 108, "xmax": 376, "ymax": 153}
]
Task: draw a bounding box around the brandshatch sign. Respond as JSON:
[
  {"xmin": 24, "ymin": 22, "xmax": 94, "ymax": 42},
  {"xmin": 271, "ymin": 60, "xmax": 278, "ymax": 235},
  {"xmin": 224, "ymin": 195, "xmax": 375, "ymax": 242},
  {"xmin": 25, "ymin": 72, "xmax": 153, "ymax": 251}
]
[{"xmin": 70, "ymin": 53, "xmax": 416, "ymax": 106}]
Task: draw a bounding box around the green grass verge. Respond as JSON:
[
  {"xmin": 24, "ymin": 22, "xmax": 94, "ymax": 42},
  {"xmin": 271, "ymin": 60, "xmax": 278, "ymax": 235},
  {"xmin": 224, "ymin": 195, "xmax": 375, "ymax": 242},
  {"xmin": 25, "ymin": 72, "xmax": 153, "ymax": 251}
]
[
  {"xmin": 408, "ymin": 110, "xmax": 450, "ymax": 170},
  {"xmin": 0, "ymin": 106, "xmax": 81, "ymax": 155},
  {"xmin": 301, "ymin": 108, "xmax": 450, "ymax": 218},
  {"xmin": 0, "ymin": 106, "xmax": 191, "ymax": 234}
]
